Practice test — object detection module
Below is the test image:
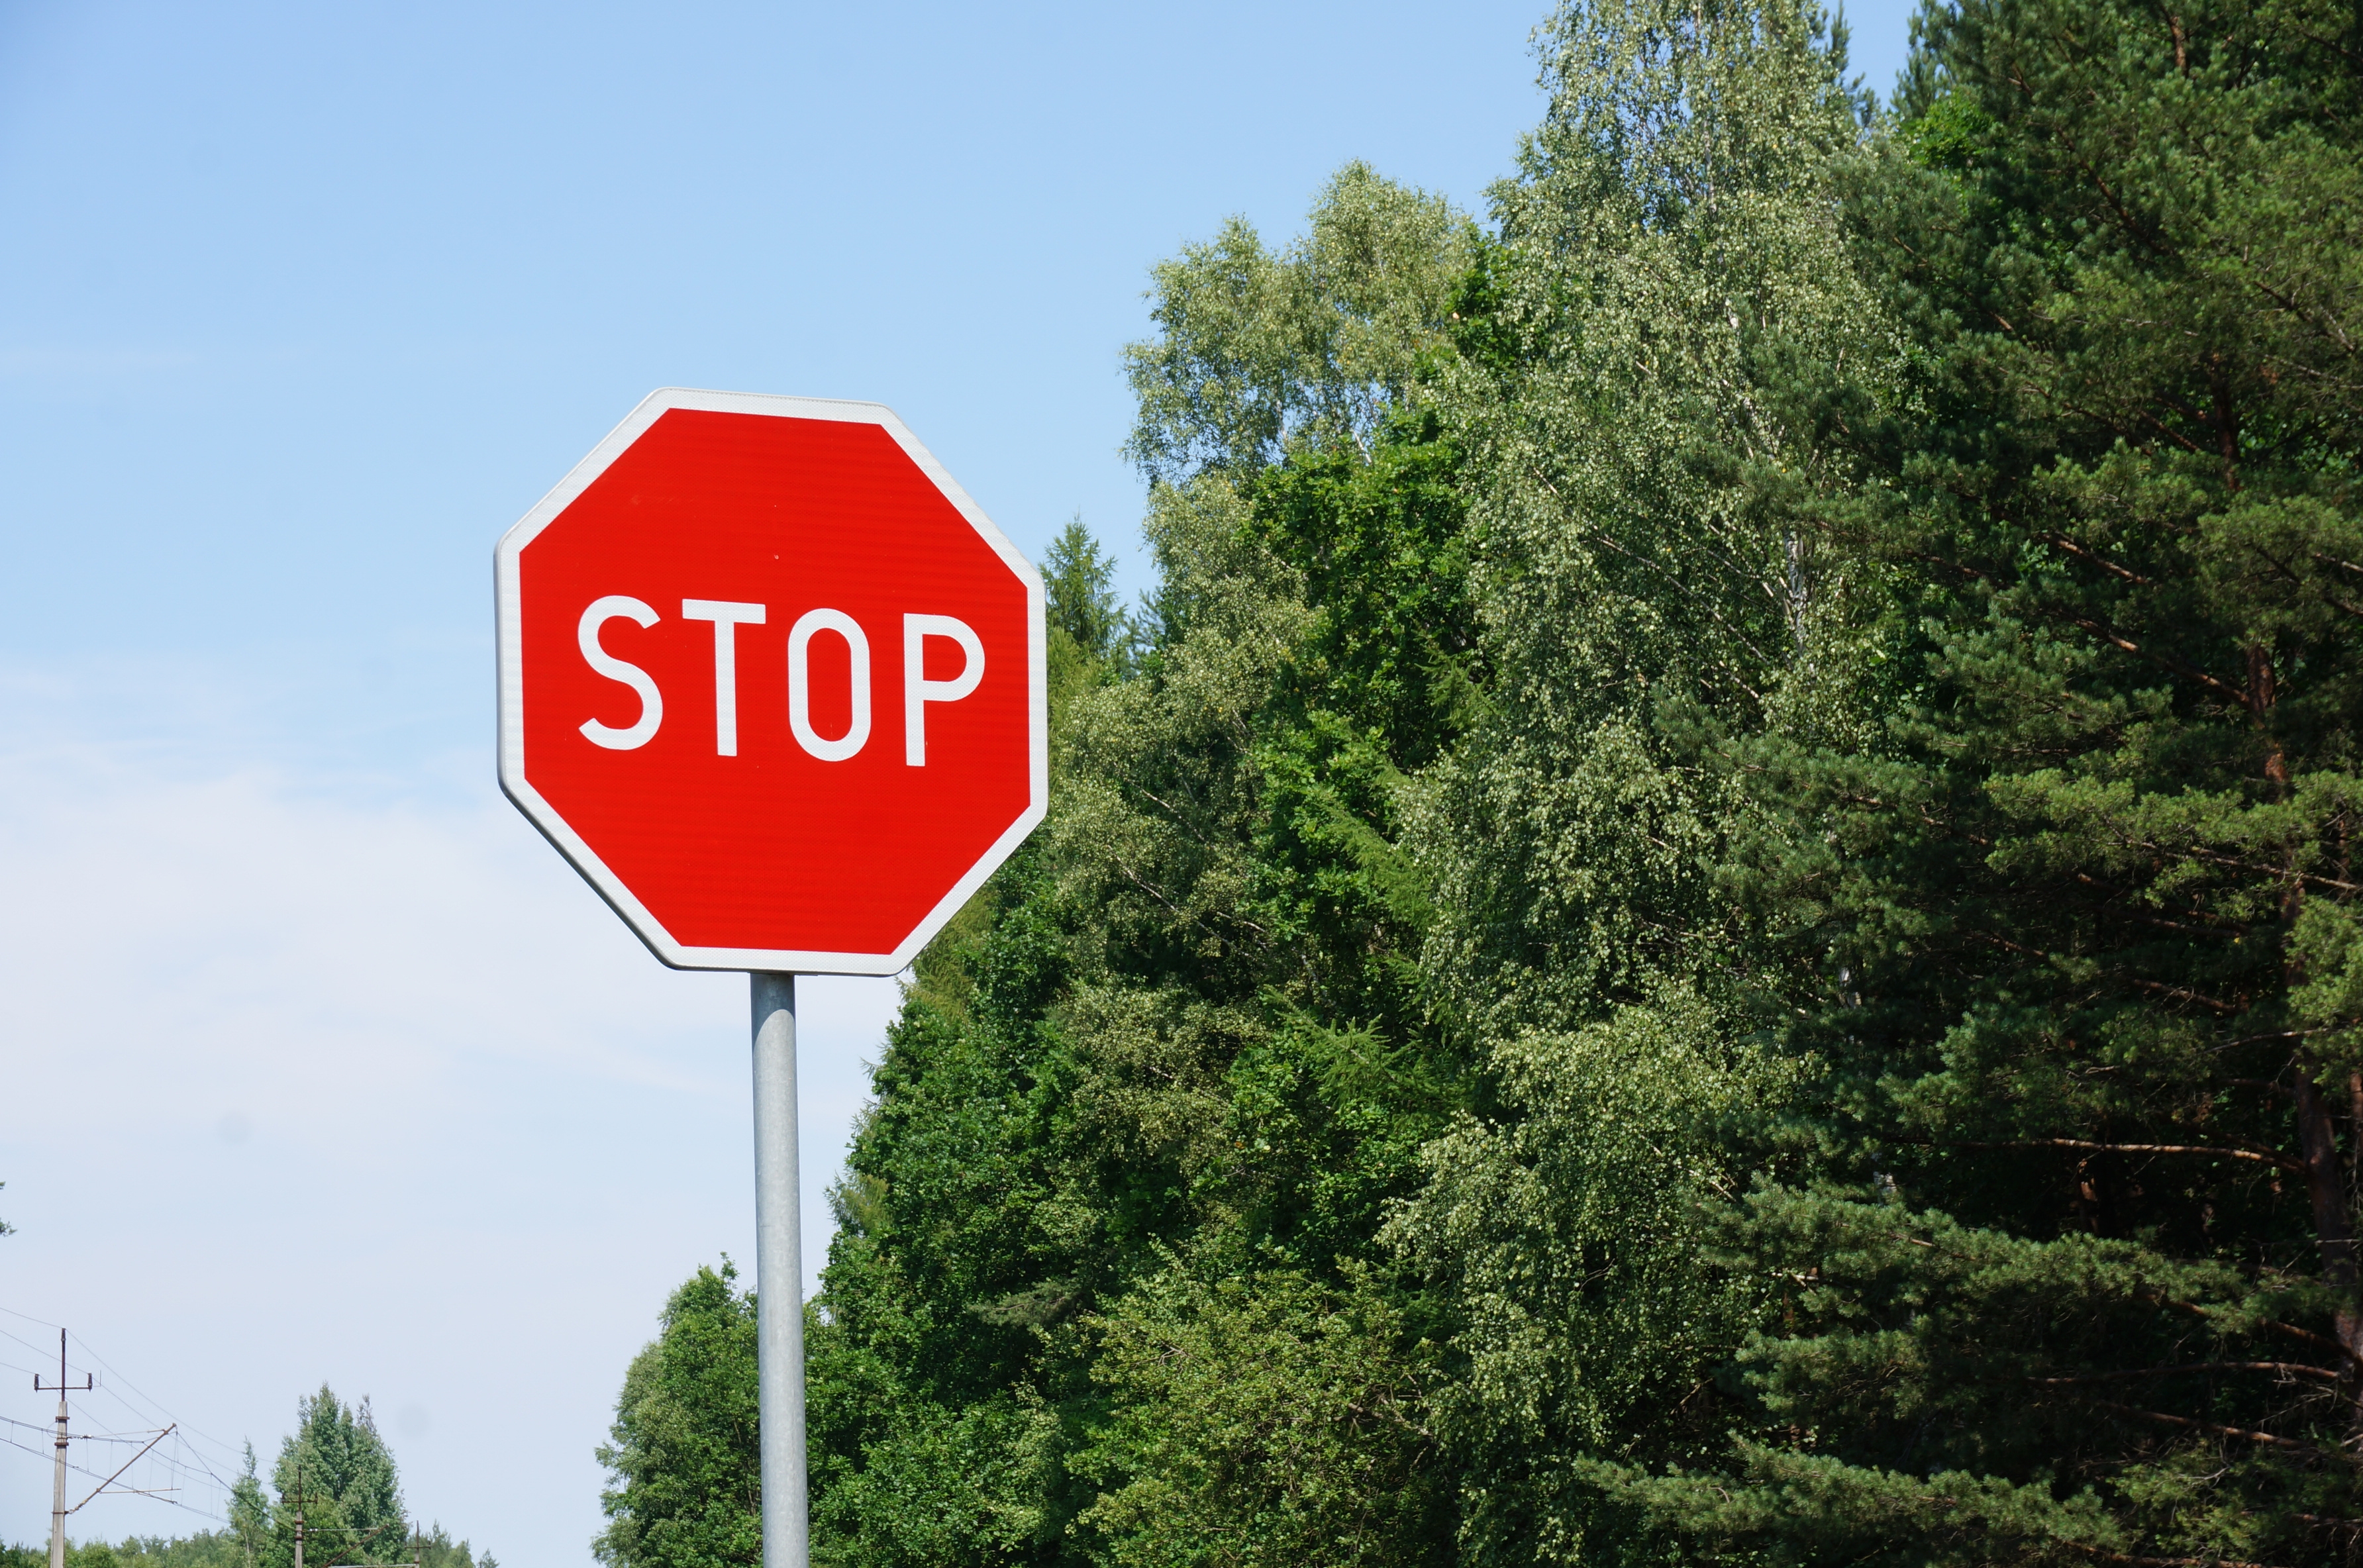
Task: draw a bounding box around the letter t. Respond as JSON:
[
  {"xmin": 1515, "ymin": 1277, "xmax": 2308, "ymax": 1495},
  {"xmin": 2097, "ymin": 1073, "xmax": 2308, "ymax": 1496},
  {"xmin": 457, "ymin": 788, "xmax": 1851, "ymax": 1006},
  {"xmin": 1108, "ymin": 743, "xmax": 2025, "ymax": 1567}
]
[{"xmin": 681, "ymin": 599, "xmax": 768, "ymax": 756}]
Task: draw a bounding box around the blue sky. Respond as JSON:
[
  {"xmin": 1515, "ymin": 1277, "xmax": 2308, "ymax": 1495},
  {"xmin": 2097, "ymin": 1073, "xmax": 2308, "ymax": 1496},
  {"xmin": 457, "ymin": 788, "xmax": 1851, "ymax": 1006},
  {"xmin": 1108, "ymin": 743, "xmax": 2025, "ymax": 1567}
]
[{"xmin": 0, "ymin": 0, "xmax": 1921, "ymax": 1559}]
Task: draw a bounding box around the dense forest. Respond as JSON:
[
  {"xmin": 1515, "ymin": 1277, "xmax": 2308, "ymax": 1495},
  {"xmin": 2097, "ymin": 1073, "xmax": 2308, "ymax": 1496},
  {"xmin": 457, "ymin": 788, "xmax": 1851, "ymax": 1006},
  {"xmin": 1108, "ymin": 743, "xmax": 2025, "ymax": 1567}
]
[
  {"xmin": 593, "ymin": 0, "xmax": 2363, "ymax": 1561},
  {"xmin": 6, "ymin": 1388, "xmax": 490, "ymax": 1568}
]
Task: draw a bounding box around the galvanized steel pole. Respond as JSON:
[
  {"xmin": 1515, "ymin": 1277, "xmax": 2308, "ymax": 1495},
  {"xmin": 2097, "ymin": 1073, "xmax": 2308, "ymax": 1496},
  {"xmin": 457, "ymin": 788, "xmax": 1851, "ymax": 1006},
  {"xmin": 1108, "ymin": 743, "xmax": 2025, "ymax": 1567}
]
[{"xmin": 750, "ymin": 973, "xmax": 807, "ymax": 1568}]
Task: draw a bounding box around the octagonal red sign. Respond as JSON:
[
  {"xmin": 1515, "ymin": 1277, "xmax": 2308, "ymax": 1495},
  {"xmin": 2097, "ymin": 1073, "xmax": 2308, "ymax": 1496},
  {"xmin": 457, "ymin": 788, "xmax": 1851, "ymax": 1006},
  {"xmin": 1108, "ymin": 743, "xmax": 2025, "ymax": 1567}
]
[{"xmin": 497, "ymin": 389, "xmax": 1047, "ymax": 973}]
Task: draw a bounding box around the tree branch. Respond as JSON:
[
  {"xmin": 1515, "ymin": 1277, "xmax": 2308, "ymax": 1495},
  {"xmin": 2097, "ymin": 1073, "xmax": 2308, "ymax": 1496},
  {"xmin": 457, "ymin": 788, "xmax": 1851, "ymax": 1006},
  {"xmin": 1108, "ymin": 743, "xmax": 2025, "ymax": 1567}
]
[
  {"xmin": 1972, "ymin": 931, "xmax": 2244, "ymax": 1014},
  {"xmin": 2143, "ymin": 1292, "xmax": 2363, "ymax": 1365},
  {"xmin": 2040, "ymin": 531, "xmax": 2154, "ymax": 585},
  {"xmin": 2088, "ymin": 1398, "xmax": 2353, "ymax": 1463},
  {"xmin": 2024, "ymin": 1361, "xmax": 2337, "ymax": 1384},
  {"xmin": 1900, "ymin": 1135, "xmax": 2303, "ymax": 1173},
  {"xmin": 2061, "ymin": 1546, "xmax": 2280, "ymax": 1568},
  {"xmin": 2067, "ymin": 616, "xmax": 2248, "ymax": 705}
]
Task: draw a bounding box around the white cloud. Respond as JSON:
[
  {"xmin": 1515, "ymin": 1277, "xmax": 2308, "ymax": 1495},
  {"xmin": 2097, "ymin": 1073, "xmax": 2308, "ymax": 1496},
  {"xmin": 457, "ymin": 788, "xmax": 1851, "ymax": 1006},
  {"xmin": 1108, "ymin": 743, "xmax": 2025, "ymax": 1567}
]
[{"xmin": 0, "ymin": 714, "xmax": 900, "ymax": 1565}]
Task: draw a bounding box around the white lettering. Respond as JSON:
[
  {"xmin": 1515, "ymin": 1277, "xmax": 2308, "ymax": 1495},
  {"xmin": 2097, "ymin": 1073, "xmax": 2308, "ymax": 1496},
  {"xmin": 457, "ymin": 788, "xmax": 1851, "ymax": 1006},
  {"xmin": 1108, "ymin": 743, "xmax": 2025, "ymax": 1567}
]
[
  {"xmin": 680, "ymin": 599, "xmax": 767, "ymax": 756},
  {"xmin": 577, "ymin": 596, "xmax": 663, "ymax": 750},
  {"xmin": 787, "ymin": 608, "xmax": 872, "ymax": 762},
  {"xmin": 903, "ymin": 613, "xmax": 984, "ymax": 765}
]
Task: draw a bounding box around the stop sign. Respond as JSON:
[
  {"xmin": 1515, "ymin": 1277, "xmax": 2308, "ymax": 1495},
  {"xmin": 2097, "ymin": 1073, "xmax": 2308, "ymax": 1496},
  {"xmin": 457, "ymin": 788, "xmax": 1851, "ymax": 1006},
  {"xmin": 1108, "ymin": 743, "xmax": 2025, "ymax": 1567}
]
[{"xmin": 496, "ymin": 388, "xmax": 1047, "ymax": 974}]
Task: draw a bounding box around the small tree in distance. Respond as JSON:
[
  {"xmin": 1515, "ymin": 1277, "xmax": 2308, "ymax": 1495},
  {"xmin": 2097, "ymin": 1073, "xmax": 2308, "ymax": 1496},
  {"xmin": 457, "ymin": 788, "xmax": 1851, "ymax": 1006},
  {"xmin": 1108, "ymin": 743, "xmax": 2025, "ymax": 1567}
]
[
  {"xmin": 1041, "ymin": 516, "xmax": 1133, "ymax": 679},
  {"xmin": 4, "ymin": 1385, "xmax": 488, "ymax": 1568}
]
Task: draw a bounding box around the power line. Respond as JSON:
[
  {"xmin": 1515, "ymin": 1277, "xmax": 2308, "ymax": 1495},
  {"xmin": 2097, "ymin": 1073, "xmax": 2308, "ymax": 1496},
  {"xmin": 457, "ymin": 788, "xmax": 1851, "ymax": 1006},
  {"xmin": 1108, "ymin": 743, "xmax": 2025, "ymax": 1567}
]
[
  {"xmin": 0, "ymin": 1306, "xmax": 434, "ymax": 1547},
  {"xmin": 0, "ymin": 1426, "xmax": 234, "ymax": 1523},
  {"xmin": 68, "ymin": 1335, "xmax": 242, "ymax": 1465},
  {"xmin": 0, "ymin": 1325, "xmax": 64, "ymax": 1360},
  {"xmin": 0, "ymin": 1304, "xmax": 244, "ymax": 1469},
  {"xmin": 4, "ymin": 1321, "xmax": 238, "ymax": 1552},
  {"xmin": 0, "ymin": 1413, "xmax": 164, "ymax": 1442},
  {"xmin": 0, "ymin": 1434, "xmax": 189, "ymax": 1500},
  {"xmin": 0, "ymin": 1434, "xmax": 234, "ymax": 1528}
]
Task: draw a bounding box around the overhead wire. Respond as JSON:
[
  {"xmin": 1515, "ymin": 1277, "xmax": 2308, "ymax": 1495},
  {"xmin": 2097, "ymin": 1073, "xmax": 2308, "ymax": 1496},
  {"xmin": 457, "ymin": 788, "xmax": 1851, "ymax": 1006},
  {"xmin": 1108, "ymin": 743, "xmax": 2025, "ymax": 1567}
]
[
  {"xmin": 72, "ymin": 1353, "xmax": 232, "ymax": 1459},
  {"xmin": 0, "ymin": 1430, "xmax": 164, "ymax": 1490},
  {"xmin": 0, "ymin": 1426, "xmax": 233, "ymax": 1526},
  {"xmin": 0, "ymin": 1324, "xmax": 62, "ymax": 1361},
  {"xmin": 0, "ymin": 1413, "xmax": 164, "ymax": 1443},
  {"xmin": 0, "ymin": 1304, "xmax": 243, "ymax": 1471},
  {"xmin": 0, "ymin": 1304, "xmax": 241, "ymax": 1520},
  {"xmin": 64, "ymin": 1331, "xmax": 244, "ymax": 1462}
]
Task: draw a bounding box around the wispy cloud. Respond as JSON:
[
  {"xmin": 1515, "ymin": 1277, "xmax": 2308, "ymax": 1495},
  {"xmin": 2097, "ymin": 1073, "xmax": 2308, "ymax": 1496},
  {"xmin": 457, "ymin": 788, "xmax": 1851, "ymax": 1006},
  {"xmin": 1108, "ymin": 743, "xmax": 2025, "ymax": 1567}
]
[{"xmin": 0, "ymin": 680, "xmax": 900, "ymax": 1561}]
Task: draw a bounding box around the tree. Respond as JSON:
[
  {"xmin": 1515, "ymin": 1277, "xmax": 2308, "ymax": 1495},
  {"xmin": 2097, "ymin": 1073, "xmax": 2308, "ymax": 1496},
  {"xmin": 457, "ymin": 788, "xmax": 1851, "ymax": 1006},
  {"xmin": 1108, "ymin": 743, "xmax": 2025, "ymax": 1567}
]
[
  {"xmin": 801, "ymin": 166, "xmax": 1476, "ymax": 1565},
  {"xmin": 38, "ymin": 1391, "xmax": 492, "ymax": 1568},
  {"xmin": 595, "ymin": 1263, "xmax": 762, "ymax": 1568},
  {"xmin": 1123, "ymin": 161, "xmax": 1472, "ymax": 484},
  {"xmin": 75, "ymin": 1526, "xmax": 483, "ymax": 1568},
  {"xmin": 1594, "ymin": 0, "xmax": 2363, "ymax": 1556},
  {"xmin": 1041, "ymin": 518, "xmax": 1132, "ymax": 679},
  {"xmin": 230, "ymin": 1387, "xmax": 418, "ymax": 1568},
  {"xmin": 1395, "ymin": 0, "xmax": 2363, "ymax": 1555},
  {"xmin": 1070, "ymin": 1265, "xmax": 1437, "ymax": 1568},
  {"xmin": 1385, "ymin": 0, "xmax": 1887, "ymax": 1555}
]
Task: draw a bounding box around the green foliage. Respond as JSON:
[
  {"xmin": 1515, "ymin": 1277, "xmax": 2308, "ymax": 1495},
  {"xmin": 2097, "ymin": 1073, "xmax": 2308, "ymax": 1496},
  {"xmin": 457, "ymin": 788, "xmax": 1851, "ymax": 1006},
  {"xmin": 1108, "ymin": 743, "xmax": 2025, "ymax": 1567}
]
[
  {"xmin": 1389, "ymin": 1000, "xmax": 1810, "ymax": 1561},
  {"xmin": 1072, "ymin": 1262, "xmax": 1444, "ymax": 1567},
  {"xmin": 1664, "ymin": 0, "xmax": 2360, "ymax": 1548},
  {"xmin": 67, "ymin": 1526, "xmax": 483, "ymax": 1568},
  {"xmin": 1123, "ymin": 162, "xmax": 1472, "ymax": 484},
  {"xmin": 1042, "ymin": 518, "xmax": 1132, "ymax": 677},
  {"xmin": 45, "ymin": 1391, "xmax": 489, "ymax": 1568},
  {"xmin": 1394, "ymin": 0, "xmax": 2363, "ymax": 1557},
  {"xmin": 595, "ymin": 1263, "xmax": 762, "ymax": 1568},
  {"xmin": 611, "ymin": 0, "xmax": 2363, "ymax": 1559},
  {"xmin": 89, "ymin": 1532, "xmax": 251, "ymax": 1568},
  {"xmin": 1043, "ymin": 516, "xmax": 1136, "ymax": 728},
  {"xmin": 1248, "ymin": 407, "xmax": 1478, "ymax": 776},
  {"xmin": 801, "ymin": 164, "xmax": 1478, "ymax": 1567},
  {"xmin": 1381, "ymin": 3, "xmax": 1891, "ymax": 1540},
  {"xmin": 234, "ymin": 1388, "xmax": 421, "ymax": 1568}
]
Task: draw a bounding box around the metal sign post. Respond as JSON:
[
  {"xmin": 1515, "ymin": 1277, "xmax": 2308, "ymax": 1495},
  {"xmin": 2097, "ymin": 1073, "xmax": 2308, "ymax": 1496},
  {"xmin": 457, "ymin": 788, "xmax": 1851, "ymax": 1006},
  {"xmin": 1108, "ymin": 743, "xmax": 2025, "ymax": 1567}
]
[
  {"xmin": 750, "ymin": 973, "xmax": 806, "ymax": 1568},
  {"xmin": 497, "ymin": 389, "xmax": 1046, "ymax": 1568}
]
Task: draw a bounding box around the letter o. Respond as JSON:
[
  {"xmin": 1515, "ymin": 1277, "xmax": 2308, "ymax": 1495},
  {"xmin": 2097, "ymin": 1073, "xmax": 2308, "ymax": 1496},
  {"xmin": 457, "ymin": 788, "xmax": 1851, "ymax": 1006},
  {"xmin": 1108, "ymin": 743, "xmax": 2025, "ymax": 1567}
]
[{"xmin": 787, "ymin": 608, "xmax": 872, "ymax": 761}]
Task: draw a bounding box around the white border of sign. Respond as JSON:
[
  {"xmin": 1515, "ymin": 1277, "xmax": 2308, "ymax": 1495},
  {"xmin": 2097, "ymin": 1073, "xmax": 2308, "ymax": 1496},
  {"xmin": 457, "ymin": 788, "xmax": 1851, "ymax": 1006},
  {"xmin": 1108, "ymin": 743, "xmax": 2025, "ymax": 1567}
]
[{"xmin": 495, "ymin": 387, "xmax": 1050, "ymax": 976}]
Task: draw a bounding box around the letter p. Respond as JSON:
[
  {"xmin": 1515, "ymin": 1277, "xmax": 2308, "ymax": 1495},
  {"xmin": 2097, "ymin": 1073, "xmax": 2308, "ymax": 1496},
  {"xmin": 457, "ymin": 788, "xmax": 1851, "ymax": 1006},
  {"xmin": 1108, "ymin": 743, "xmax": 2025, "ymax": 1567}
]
[{"xmin": 903, "ymin": 614, "xmax": 983, "ymax": 765}]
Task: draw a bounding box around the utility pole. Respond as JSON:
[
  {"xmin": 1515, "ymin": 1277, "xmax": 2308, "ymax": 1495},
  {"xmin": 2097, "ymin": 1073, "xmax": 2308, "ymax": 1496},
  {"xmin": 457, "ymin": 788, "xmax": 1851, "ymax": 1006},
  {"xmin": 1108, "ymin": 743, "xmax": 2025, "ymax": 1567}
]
[{"xmin": 34, "ymin": 1330, "xmax": 93, "ymax": 1568}]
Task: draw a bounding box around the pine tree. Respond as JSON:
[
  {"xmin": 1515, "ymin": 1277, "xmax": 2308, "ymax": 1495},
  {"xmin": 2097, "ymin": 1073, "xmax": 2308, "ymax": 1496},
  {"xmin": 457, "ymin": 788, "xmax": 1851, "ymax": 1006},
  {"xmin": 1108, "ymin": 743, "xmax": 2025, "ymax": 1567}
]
[
  {"xmin": 236, "ymin": 1388, "xmax": 421, "ymax": 1568},
  {"xmin": 1599, "ymin": 0, "xmax": 2363, "ymax": 1557},
  {"xmin": 1398, "ymin": 0, "xmax": 2363, "ymax": 1557}
]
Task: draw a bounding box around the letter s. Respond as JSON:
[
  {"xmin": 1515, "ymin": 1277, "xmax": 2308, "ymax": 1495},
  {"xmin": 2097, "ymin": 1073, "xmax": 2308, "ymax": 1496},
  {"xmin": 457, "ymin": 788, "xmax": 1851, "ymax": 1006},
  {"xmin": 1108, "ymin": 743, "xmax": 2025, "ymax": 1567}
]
[{"xmin": 578, "ymin": 596, "xmax": 663, "ymax": 750}]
